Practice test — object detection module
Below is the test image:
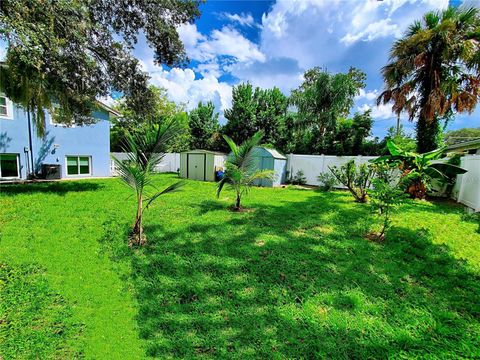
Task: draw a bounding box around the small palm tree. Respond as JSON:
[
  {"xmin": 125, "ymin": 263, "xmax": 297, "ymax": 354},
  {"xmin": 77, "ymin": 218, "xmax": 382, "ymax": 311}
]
[
  {"xmin": 114, "ymin": 121, "xmax": 184, "ymax": 246},
  {"xmin": 217, "ymin": 131, "xmax": 274, "ymax": 211}
]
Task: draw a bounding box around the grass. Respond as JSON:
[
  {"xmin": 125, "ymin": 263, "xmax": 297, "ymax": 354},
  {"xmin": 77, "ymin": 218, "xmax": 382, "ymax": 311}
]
[{"xmin": 1, "ymin": 173, "xmax": 479, "ymax": 358}]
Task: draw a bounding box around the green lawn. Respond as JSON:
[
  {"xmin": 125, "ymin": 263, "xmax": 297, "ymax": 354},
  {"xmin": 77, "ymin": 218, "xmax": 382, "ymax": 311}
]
[{"xmin": 1, "ymin": 174, "xmax": 479, "ymax": 359}]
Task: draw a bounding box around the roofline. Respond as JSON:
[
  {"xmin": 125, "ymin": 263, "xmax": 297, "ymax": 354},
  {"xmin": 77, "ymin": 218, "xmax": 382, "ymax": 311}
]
[
  {"xmin": 446, "ymin": 138, "xmax": 480, "ymax": 150},
  {"xmin": 95, "ymin": 100, "xmax": 120, "ymax": 117}
]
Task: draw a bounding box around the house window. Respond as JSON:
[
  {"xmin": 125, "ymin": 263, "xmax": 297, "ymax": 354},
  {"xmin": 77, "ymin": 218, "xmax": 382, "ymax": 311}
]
[
  {"xmin": 0, "ymin": 97, "xmax": 8, "ymax": 116},
  {"xmin": 66, "ymin": 156, "xmax": 91, "ymax": 176},
  {"xmin": 0, "ymin": 154, "xmax": 20, "ymax": 178}
]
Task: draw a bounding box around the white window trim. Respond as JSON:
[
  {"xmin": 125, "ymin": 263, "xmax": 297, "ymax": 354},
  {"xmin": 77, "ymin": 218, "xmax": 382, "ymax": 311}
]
[
  {"xmin": 0, "ymin": 153, "xmax": 21, "ymax": 179},
  {"xmin": 65, "ymin": 155, "xmax": 92, "ymax": 177},
  {"xmin": 0, "ymin": 95, "xmax": 14, "ymax": 120}
]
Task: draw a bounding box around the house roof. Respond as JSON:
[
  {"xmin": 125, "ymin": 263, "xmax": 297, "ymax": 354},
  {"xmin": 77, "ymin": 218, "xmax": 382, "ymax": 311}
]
[
  {"xmin": 95, "ymin": 100, "xmax": 120, "ymax": 117},
  {"xmin": 446, "ymin": 138, "xmax": 480, "ymax": 152}
]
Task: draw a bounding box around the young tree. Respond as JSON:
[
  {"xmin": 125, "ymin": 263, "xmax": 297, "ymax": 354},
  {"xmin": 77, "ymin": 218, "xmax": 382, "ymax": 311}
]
[
  {"xmin": 329, "ymin": 160, "xmax": 374, "ymax": 203},
  {"xmin": 0, "ymin": 0, "xmax": 200, "ymax": 135},
  {"xmin": 188, "ymin": 101, "xmax": 219, "ymax": 150},
  {"xmin": 113, "ymin": 121, "xmax": 184, "ymax": 246},
  {"xmin": 377, "ymin": 7, "xmax": 480, "ymax": 153},
  {"xmin": 217, "ymin": 132, "xmax": 274, "ymax": 211},
  {"xmin": 290, "ymin": 67, "xmax": 366, "ymax": 153}
]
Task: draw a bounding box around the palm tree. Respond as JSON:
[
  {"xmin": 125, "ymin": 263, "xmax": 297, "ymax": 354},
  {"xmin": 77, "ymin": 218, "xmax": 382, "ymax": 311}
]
[
  {"xmin": 378, "ymin": 6, "xmax": 480, "ymax": 153},
  {"xmin": 217, "ymin": 131, "xmax": 274, "ymax": 211},
  {"xmin": 113, "ymin": 120, "xmax": 184, "ymax": 246}
]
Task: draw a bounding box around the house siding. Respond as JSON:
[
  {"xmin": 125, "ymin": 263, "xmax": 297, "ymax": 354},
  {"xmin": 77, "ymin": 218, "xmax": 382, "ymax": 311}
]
[{"xmin": 0, "ymin": 102, "xmax": 111, "ymax": 180}]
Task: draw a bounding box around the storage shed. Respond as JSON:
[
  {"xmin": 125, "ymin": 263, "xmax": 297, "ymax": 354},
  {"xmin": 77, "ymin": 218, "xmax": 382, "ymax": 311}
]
[
  {"xmin": 180, "ymin": 150, "xmax": 226, "ymax": 181},
  {"xmin": 251, "ymin": 147, "xmax": 287, "ymax": 187}
]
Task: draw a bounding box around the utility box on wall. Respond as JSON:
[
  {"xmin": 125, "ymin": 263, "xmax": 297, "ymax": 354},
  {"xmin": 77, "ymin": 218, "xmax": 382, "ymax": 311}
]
[{"xmin": 180, "ymin": 150, "xmax": 226, "ymax": 181}]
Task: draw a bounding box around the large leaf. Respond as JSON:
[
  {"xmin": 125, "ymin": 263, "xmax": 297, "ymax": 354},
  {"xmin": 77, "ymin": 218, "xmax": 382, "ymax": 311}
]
[{"xmin": 430, "ymin": 162, "xmax": 468, "ymax": 177}]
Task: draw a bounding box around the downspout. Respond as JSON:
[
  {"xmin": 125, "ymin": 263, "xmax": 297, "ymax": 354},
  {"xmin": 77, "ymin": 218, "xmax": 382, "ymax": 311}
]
[{"xmin": 26, "ymin": 107, "xmax": 35, "ymax": 178}]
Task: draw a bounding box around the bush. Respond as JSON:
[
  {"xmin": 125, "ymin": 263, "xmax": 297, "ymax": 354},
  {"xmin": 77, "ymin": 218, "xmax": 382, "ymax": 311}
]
[
  {"xmin": 291, "ymin": 170, "xmax": 307, "ymax": 185},
  {"xmin": 317, "ymin": 172, "xmax": 337, "ymax": 191},
  {"xmin": 329, "ymin": 160, "xmax": 374, "ymax": 202},
  {"xmin": 368, "ymin": 164, "xmax": 407, "ymax": 241}
]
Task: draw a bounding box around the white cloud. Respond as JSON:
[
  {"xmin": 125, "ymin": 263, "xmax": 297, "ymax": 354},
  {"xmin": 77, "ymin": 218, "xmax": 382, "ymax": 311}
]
[
  {"xmin": 219, "ymin": 12, "xmax": 256, "ymax": 27},
  {"xmin": 140, "ymin": 59, "xmax": 232, "ymax": 121},
  {"xmin": 355, "ymin": 89, "xmax": 379, "ymax": 102},
  {"xmin": 178, "ymin": 23, "xmax": 265, "ymax": 64}
]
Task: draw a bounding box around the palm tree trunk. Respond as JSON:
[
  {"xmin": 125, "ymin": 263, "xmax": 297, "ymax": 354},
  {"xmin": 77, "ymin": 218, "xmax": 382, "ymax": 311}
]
[
  {"xmin": 235, "ymin": 192, "xmax": 241, "ymax": 210},
  {"xmin": 416, "ymin": 115, "xmax": 441, "ymax": 153},
  {"xmin": 132, "ymin": 195, "xmax": 144, "ymax": 246}
]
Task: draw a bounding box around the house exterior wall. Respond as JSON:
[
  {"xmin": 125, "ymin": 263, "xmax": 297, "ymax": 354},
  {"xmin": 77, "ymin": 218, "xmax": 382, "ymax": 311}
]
[{"xmin": 0, "ymin": 101, "xmax": 111, "ymax": 180}]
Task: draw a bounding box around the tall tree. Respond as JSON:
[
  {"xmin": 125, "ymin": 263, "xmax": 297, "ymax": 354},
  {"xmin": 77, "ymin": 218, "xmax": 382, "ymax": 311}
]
[
  {"xmin": 0, "ymin": 0, "xmax": 200, "ymax": 135},
  {"xmin": 111, "ymin": 86, "xmax": 190, "ymax": 153},
  {"xmin": 377, "ymin": 6, "xmax": 480, "ymax": 153},
  {"xmin": 290, "ymin": 67, "xmax": 366, "ymax": 153},
  {"xmin": 223, "ymin": 83, "xmax": 257, "ymax": 144},
  {"xmin": 188, "ymin": 101, "xmax": 219, "ymax": 150},
  {"xmin": 253, "ymin": 87, "xmax": 288, "ymax": 145}
]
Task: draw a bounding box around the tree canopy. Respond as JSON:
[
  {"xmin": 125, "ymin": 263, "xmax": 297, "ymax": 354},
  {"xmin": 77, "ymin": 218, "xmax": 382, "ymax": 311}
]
[
  {"xmin": 0, "ymin": 0, "xmax": 200, "ymax": 135},
  {"xmin": 188, "ymin": 102, "xmax": 220, "ymax": 150}
]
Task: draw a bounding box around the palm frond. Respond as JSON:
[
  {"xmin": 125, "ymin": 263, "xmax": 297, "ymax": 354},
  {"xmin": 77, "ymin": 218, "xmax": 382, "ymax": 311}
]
[{"xmin": 145, "ymin": 181, "xmax": 184, "ymax": 208}]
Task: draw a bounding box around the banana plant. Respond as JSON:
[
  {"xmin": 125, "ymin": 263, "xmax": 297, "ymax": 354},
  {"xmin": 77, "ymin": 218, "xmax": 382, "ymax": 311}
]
[
  {"xmin": 371, "ymin": 140, "xmax": 467, "ymax": 199},
  {"xmin": 113, "ymin": 120, "xmax": 184, "ymax": 246},
  {"xmin": 217, "ymin": 131, "xmax": 274, "ymax": 210}
]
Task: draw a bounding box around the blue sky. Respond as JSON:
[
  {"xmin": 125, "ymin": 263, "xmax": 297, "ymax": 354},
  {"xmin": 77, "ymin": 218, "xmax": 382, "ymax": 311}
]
[{"xmin": 134, "ymin": 0, "xmax": 480, "ymax": 139}]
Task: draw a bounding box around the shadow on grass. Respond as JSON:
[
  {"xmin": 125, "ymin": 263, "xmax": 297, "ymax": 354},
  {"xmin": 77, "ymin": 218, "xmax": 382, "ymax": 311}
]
[
  {"xmin": 0, "ymin": 181, "xmax": 102, "ymax": 196},
  {"xmin": 105, "ymin": 192, "xmax": 480, "ymax": 358}
]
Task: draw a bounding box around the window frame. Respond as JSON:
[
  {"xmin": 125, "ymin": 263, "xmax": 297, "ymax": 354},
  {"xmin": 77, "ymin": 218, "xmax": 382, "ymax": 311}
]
[
  {"xmin": 65, "ymin": 155, "xmax": 92, "ymax": 177},
  {"xmin": 0, "ymin": 95, "xmax": 14, "ymax": 120},
  {"xmin": 0, "ymin": 153, "xmax": 21, "ymax": 179}
]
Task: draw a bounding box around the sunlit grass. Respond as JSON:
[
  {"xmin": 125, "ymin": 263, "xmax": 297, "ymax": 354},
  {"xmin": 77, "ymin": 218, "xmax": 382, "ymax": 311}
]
[{"xmin": 1, "ymin": 174, "xmax": 479, "ymax": 358}]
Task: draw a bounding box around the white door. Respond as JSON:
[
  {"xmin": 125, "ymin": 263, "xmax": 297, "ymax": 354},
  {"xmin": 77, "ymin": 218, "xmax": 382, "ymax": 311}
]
[{"xmin": 188, "ymin": 154, "xmax": 205, "ymax": 180}]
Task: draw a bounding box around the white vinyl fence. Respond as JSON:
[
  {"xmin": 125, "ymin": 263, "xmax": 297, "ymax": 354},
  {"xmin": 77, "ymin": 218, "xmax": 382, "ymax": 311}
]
[
  {"xmin": 286, "ymin": 154, "xmax": 377, "ymax": 186},
  {"xmin": 110, "ymin": 152, "xmax": 180, "ymax": 176},
  {"xmin": 451, "ymin": 155, "xmax": 480, "ymax": 212},
  {"xmin": 286, "ymin": 153, "xmax": 480, "ymax": 212}
]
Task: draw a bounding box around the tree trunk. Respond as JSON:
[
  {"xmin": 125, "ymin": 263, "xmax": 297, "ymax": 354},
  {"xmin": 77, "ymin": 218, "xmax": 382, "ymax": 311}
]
[
  {"xmin": 131, "ymin": 195, "xmax": 145, "ymax": 246},
  {"xmin": 235, "ymin": 192, "xmax": 241, "ymax": 211}
]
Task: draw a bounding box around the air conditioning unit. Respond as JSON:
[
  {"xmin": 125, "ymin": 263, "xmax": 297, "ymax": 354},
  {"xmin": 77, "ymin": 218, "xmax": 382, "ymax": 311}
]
[{"xmin": 41, "ymin": 164, "xmax": 61, "ymax": 180}]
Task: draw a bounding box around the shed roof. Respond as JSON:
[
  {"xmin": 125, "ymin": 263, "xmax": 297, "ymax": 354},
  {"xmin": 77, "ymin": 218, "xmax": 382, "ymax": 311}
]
[
  {"xmin": 256, "ymin": 147, "xmax": 287, "ymax": 160},
  {"xmin": 182, "ymin": 149, "xmax": 226, "ymax": 155}
]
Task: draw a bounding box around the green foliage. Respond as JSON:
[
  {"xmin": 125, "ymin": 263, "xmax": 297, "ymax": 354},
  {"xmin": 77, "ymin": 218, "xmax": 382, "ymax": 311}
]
[
  {"xmin": 1, "ymin": 175, "xmax": 480, "ymax": 358},
  {"xmin": 378, "ymin": 6, "xmax": 480, "ymax": 152},
  {"xmin": 111, "ymin": 86, "xmax": 191, "ymax": 152},
  {"xmin": 188, "ymin": 101, "xmax": 220, "ymax": 150},
  {"xmin": 0, "ymin": 264, "xmax": 82, "ymax": 359},
  {"xmin": 217, "ymin": 131, "xmax": 274, "ymax": 210},
  {"xmin": 290, "ymin": 67, "xmax": 366, "ymax": 153},
  {"xmin": 372, "ymin": 140, "xmax": 467, "ymax": 199},
  {"xmin": 368, "ymin": 165, "xmax": 407, "ymax": 241},
  {"xmin": 329, "ymin": 160, "xmax": 374, "ymax": 202},
  {"xmin": 0, "ymin": 0, "xmax": 199, "ymax": 134},
  {"xmin": 223, "ymin": 83, "xmax": 288, "ymax": 147},
  {"xmin": 317, "ymin": 172, "xmax": 337, "ymax": 191},
  {"xmin": 290, "ymin": 170, "xmax": 307, "ymax": 185},
  {"xmin": 381, "ymin": 125, "xmax": 417, "ymax": 154},
  {"xmin": 114, "ymin": 121, "xmax": 184, "ymax": 245}
]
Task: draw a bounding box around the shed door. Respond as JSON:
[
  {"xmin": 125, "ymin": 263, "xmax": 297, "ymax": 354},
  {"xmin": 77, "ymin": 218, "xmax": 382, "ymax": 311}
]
[
  {"xmin": 188, "ymin": 154, "xmax": 205, "ymax": 180},
  {"xmin": 261, "ymin": 157, "xmax": 274, "ymax": 186}
]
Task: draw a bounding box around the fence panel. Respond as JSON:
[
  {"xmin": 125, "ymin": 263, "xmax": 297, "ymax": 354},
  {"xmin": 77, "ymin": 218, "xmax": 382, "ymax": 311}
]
[
  {"xmin": 455, "ymin": 155, "xmax": 480, "ymax": 212},
  {"xmin": 110, "ymin": 152, "xmax": 180, "ymax": 176}
]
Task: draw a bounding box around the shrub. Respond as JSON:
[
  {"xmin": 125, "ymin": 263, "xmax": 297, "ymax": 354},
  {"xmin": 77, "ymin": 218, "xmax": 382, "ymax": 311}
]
[
  {"xmin": 368, "ymin": 164, "xmax": 407, "ymax": 241},
  {"xmin": 291, "ymin": 170, "xmax": 307, "ymax": 185},
  {"xmin": 329, "ymin": 160, "xmax": 374, "ymax": 203},
  {"xmin": 317, "ymin": 172, "xmax": 337, "ymax": 191}
]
